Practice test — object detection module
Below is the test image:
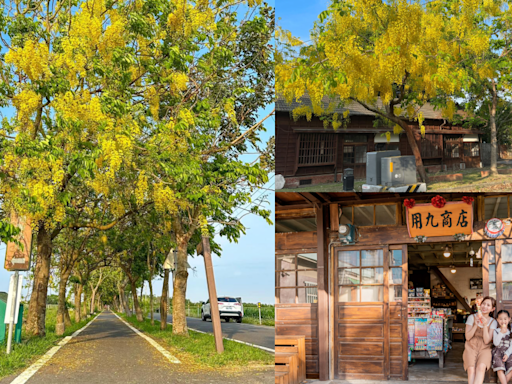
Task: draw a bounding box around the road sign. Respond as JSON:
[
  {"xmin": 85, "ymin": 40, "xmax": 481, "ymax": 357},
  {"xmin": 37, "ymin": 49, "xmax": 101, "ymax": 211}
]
[
  {"xmin": 4, "ymin": 274, "xmax": 23, "ymax": 324},
  {"xmin": 4, "ymin": 213, "xmax": 32, "ymax": 271}
]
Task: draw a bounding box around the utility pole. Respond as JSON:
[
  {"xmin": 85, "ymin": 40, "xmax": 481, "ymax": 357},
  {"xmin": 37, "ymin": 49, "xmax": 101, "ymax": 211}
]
[
  {"xmin": 200, "ymin": 236, "xmax": 224, "ymax": 353},
  {"xmin": 6, "ymin": 272, "xmax": 20, "ymax": 354}
]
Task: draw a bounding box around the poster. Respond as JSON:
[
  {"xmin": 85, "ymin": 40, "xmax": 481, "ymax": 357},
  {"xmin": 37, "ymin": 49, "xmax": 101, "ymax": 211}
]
[{"xmin": 4, "ymin": 212, "xmax": 32, "ymax": 271}]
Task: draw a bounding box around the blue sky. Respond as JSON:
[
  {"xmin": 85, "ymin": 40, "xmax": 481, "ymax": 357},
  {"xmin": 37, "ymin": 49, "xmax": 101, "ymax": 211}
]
[
  {"xmin": 0, "ymin": 1, "xmax": 276, "ymax": 305},
  {"xmin": 277, "ymin": 0, "xmax": 329, "ymax": 42}
]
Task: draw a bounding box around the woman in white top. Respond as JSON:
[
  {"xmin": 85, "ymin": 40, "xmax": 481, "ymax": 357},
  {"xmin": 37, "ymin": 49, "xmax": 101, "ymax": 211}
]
[{"xmin": 463, "ymin": 296, "xmax": 498, "ymax": 384}]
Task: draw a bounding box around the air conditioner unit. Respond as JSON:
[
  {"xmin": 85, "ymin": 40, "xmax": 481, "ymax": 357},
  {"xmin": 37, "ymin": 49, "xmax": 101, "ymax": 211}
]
[
  {"xmin": 366, "ymin": 150, "xmax": 401, "ymax": 185},
  {"xmin": 339, "ymin": 223, "xmax": 356, "ymax": 245},
  {"xmin": 381, "ymin": 156, "xmax": 417, "ymax": 187}
]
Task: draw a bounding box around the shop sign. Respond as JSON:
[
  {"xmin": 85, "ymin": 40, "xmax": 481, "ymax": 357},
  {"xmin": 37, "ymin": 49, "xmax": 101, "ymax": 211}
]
[
  {"xmin": 4, "ymin": 213, "xmax": 32, "ymax": 271},
  {"xmin": 485, "ymin": 218, "xmax": 505, "ymax": 238},
  {"xmin": 406, "ymin": 201, "xmax": 473, "ymax": 238}
]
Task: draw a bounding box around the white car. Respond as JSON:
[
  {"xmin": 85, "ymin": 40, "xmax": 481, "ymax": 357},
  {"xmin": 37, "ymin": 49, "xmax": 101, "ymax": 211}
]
[{"xmin": 201, "ymin": 297, "xmax": 243, "ymax": 323}]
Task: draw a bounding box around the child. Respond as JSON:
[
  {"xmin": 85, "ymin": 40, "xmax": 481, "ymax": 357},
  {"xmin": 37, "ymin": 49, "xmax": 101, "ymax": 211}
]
[{"xmin": 493, "ymin": 310, "xmax": 512, "ymax": 384}]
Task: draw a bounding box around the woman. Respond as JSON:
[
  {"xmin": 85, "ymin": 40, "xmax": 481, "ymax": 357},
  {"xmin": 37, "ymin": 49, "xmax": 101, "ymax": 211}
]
[{"xmin": 464, "ymin": 296, "xmax": 498, "ymax": 384}]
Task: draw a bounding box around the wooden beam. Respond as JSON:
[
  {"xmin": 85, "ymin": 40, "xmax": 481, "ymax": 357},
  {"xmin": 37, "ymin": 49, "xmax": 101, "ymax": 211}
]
[
  {"xmin": 275, "ymin": 208, "xmax": 315, "ymax": 221},
  {"xmin": 316, "ymin": 204, "xmax": 329, "ymax": 381},
  {"xmin": 493, "ymin": 197, "xmax": 502, "ymax": 218},
  {"xmin": 330, "ymin": 204, "xmax": 339, "ymax": 232},
  {"xmin": 275, "ymin": 197, "xmax": 285, "ymax": 206},
  {"xmin": 432, "ymin": 266, "xmax": 472, "ymax": 312},
  {"xmin": 318, "ymin": 193, "xmax": 332, "ymax": 203},
  {"xmin": 299, "ymin": 192, "xmax": 321, "ymax": 204}
]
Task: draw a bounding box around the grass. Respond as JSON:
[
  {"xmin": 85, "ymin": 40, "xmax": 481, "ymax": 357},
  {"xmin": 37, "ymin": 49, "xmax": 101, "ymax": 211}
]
[
  {"xmin": 427, "ymin": 163, "xmax": 512, "ymax": 192},
  {"xmin": 0, "ymin": 307, "xmax": 98, "ymax": 380},
  {"xmin": 119, "ymin": 313, "xmax": 274, "ymax": 369},
  {"xmin": 279, "ymin": 179, "xmax": 366, "ymax": 192}
]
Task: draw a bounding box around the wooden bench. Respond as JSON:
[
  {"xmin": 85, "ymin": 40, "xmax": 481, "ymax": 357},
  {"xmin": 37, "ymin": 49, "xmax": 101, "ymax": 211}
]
[
  {"xmin": 275, "ymin": 353, "xmax": 298, "ymax": 384},
  {"xmin": 275, "ymin": 371, "xmax": 289, "ymax": 384},
  {"xmin": 275, "ymin": 335, "xmax": 306, "ymax": 383}
]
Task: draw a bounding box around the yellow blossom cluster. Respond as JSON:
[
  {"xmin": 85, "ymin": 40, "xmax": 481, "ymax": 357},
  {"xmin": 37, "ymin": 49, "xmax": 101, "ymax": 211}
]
[
  {"xmin": 179, "ymin": 109, "xmax": 195, "ymax": 127},
  {"xmin": 292, "ymin": 105, "xmax": 312, "ymax": 121},
  {"xmin": 224, "ymin": 99, "xmax": 237, "ymax": 124},
  {"xmin": 5, "ymin": 40, "xmax": 51, "ymax": 80},
  {"xmin": 135, "ymin": 171, "xmax": 148, "ymax": 206},
  {"xmin": 145, "ymin": 87, "xmax": 160, "ymax": 120},
  {"xmin": 169, "ymin": 72, "xmax": 189, "ymax": 94},
  {"xmin": 12, "ymin": 89, "xmax": 40, "ymax": 129},
  {"xmin": 167, "ymin": 0, "xmax": 216, "ymax": 36},
  {"xmin": 153, "ymin": 183, "xmax": 177, "ymax": 213}
]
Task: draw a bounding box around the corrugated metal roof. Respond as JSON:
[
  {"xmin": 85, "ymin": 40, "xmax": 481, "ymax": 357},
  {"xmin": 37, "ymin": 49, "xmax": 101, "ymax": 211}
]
[{"xmin": 276, "ymin": 95, "xmax": 450, "ymax": 120}]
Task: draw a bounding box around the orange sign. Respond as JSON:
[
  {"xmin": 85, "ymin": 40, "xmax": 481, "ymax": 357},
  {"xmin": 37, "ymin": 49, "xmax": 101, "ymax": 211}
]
[
  {"xmin": 406, "ymin": 201, "xmax": 473, "ymax": 238},
  {"xmin": 4, "ymin": 213, "xmax": 32, "ymax": 271}
]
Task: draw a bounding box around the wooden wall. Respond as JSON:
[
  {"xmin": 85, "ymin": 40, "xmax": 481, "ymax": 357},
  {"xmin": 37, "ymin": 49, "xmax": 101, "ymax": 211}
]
[
  {"xmin": 275, "ymin": 304, "xmax": 320, "ymax": 378},
  {"xmin": 276, "ymin": 111, "xmax": 482, "ymax": 178}
]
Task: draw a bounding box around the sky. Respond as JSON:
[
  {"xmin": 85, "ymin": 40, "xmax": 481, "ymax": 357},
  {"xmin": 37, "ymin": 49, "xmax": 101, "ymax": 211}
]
[
  {"xmin": 0, "ymin": 1, "xmax": 277, "ymax": 305},
  {"xmin": 277, "ymin": 0, "xmax": 329, "ymax": 42}
]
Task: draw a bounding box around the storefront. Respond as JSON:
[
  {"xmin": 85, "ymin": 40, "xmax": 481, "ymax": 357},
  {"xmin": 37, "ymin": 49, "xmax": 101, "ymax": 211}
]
[{"xmin": 275, "ymin": 192, "xmax": 512, "ymax": 382}]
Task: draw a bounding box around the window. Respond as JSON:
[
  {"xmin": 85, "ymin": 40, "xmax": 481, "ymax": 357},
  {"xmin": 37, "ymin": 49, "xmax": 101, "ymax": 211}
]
[
  {"xmin": 343, "ymin": 146, "xmax": 354, "ymax": 164},
  {"xmin": 341, "ymin": 204, "xmax": 397, "ymax": 226},
  {"xmin": 344, "ymin": 134, "xmax": 368, "ymax": 143},
  {"xmin": 389, "ymin": 250, "xmax": 403, "ymax": 302},
  {"xmin": 502, "ymin": 245, "xmax": 512, "ymax": 300},
  {"xmin": 344, "ymin": 146, "xmax": 367, "ymax": 164},
  {"xmin": 298, "ymin": 133, "xmax": 336, "ymax": 165},
  {"xmin": 338, "ymin": 249, "xmax": 384, "ymax": 302},
  {"xmin": 464, "ymin": 143, "xmax": 480, "ymax": 157},
  {"xmin": 484, "ymin": 196, "xmax": 510, "ymax": 220},
  {"xmin": 355, "ymin": 146, "xmax": 367, "ymax": 163},
  {"xmin": 276, "ymin": 253, "xmax": 318, "ymax": 304},
  {"xmin": 444, "ymin": 136, "xmax": 461, "ymax": 158},
  {"xmin": 488, "ymin": 245, "xmax": 496, "ymax": 299}
]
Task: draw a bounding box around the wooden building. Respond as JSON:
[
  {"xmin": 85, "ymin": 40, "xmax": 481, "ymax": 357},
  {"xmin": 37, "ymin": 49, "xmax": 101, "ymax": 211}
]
[
  {"xmin": 276, "ymin": 97, "xmax": 483, "ymax": 188},
  {"xmin": 276, "ymin": 192, "xmax": 512, "ymax": 382}
]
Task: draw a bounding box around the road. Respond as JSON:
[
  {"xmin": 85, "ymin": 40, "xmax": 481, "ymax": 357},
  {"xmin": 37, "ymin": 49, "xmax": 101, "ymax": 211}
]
[
  {"xmin": 1, "ymin": 311, "xmax": 273, "ymax": 384},
  {"xmin": 152, "ymin": 313, "xmax": 275, "ymax": 351}
]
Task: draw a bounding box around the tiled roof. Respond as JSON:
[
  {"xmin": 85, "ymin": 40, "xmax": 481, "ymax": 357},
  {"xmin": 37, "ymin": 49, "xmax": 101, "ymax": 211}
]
[{"xmin": 276, "ymin": 95, "xmax": 452, "ymax": 120}]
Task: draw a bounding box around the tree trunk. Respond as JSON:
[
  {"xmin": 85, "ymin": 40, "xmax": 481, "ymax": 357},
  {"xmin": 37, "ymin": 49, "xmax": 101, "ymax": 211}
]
[
  {"xmin": 74, "ymin": 283, "xmax": 82, "ymax": 323},
  {"xmin": 26, "ymin": 224, "xmax": 53, "ymax": 336},
  {"xmin": 129, "ymin": 279, "xmax": 143, "ymax": 322},
  {"xmin": 160, "ymin": 269, "xmax": 169, "ymax": 330},
  {"xmin": 140, "ymin": 281, "xmax": 144, "ymax": 315},
  {"xmin": 490, "ymin": 80, "xmax": 498, "ymax": 176},
  {"xmin": 56, "ymin": 270, "xmax": 71, "ymax": 335},
  {"xmin": 172, "ymin": 239, "xmax": 189, "ymax": 336},
  {"xmin": 119, "ymin": 283, "xmax": 131, "ymax": 316},
  {"xmin": 398, "ymin": 120, "xmax": 428, "ymax": 183},
  {"xmin": 64, "ymin": 307, "xmax": 71, "ymax": 327}
]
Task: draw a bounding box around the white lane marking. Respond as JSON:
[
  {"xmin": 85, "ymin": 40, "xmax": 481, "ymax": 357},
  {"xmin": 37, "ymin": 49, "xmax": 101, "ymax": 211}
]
[
  {"xmin": 165, "ymin": 320, "xmax": 275, "ymax": 353},
  {"xmin": 112, "ymin": 312, "xmax": 180, "ymax": 364},
  {"xmin": 10, "ymin": 312, "xmax": 101, "ymax": 384}
]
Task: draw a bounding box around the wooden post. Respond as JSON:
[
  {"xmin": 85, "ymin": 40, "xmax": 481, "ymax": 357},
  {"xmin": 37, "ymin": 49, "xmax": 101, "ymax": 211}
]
[
  {"xmin": 201, "ymin": 236, "xmax": 224, "ymax": 353},
  {"xmin": 316, "ymin": 204, "xmax": 329, "ymax": 380}
]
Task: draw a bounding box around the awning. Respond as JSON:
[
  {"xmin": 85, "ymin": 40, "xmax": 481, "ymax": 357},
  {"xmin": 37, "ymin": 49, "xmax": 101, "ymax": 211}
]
[
  {"xmin": 463, "ymin": 134, "xmax": 479, "ymax": 143},
  {"xmin": 374, "ymin": 133, "xmax": 400, "ymax": 143}
]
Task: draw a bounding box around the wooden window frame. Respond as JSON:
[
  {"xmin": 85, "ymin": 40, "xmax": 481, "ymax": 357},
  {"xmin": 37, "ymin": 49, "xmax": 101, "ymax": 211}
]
[
  {"xmin": 337, "ymin": 248, "xmax": 385, "ymax": 303},
  {"xmin": 276, "ymin": 251, "xmax": 318, "ymax": 304},
  {"xmin": 297, "ymin": 133, "xmax": 337, "ymax": 167},
  {"xmin": 343, "ymin": 203, "xmax": 399, "ymax": 227},
  {"xmin": 464, "ymin": 142, "xmax": 480, "ymax": 157},
  {"xmin": 483, "ymin": 195, "xmax": 510, "ymax": 220}
]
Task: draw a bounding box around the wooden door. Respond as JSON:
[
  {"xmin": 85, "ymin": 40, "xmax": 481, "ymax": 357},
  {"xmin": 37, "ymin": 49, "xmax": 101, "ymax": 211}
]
[
  {"xmin": 342, "ymin": 144, "xmax": 367, "ymax": 179},
  {"xmin": 388, "ymin": 244, "xmax": 408, "ymax": 380},
  {"xmin": 335, "ymin": 244, "xmax": 401, "ymax": 380}
]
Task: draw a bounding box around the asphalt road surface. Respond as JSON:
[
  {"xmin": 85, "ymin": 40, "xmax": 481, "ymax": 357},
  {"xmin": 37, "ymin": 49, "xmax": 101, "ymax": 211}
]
[
  {"xmin": 152, "ymin": 313, "xmax": 275, "ymax": 350},
  {"xmin": 1, "ymin": 311, "xmax": 273, "ymax": 384}
]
